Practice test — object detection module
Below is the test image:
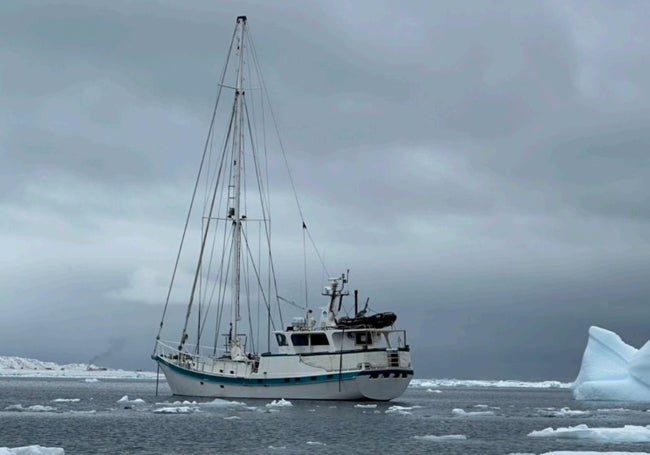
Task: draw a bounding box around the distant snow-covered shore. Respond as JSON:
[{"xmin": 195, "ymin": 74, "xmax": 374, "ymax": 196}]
[{"xmin": 0, "ymin": 356, "xmax": 158, "ymax": 380}]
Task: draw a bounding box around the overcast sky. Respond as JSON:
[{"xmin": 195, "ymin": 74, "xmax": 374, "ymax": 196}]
[{"xmin": 1, "ymin": 0, "xmax": 649, "ymax": 380}]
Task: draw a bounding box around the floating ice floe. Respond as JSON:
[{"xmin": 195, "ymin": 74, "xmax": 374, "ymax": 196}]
[
  {"xmin": 266, "ymin": 399, "xmax": 293, "ymax": 408},
  {"xmin": 51, "ymin": 399, "xmax": 80, "ymax": 403},
  {"xmin": 223, "ymin": 416, "xmax": 241, "ymax": 420},
  {"xmin": 83, "ymin": 379, "xmax": 99, "ymax": 383},
  {"xmin": 117, "ymin": 396, "xmax": 145, "ymax": 404},
  {"xmin": 537, "ymin": 407, "xmax": 589, "ymax": 417},
  {"xmin": 306, "ymin": 441, "xmax": 326, "ymax": 446},
  {"xmin": 354, "ymin": 404, "xmax": 377, "ymax": 409},
  {"xmin": 538, "ymin": 452, "xmax": 650, "ymax": 455},
  {"xmin": 410, "ymin": 378, "xmax": 570, "ymax": 389},
  {"xmin": 573, "ymin": 326, "xmax": 650, "ymax": 402},
  {"xmin": 426, "ymin": 388, "xmax": 442, "ymax": 393},
  {"xmin": 0, "ymin": 445, "xmax": 65, "ymax": 455},
  {"xmin": 528, "ymin": 424, "xmax": 650, "ymax": 443},
  {"xmin": 385, "ymin": 405, "xmax": 417, "ymax": 415},
  {"xmin": 5, "ymin": 405, "xmax": 56, "ymax": 413},
  {"xmin": 155, "ymin": 400, "xmax": 197, "ymax": 406},
  {"xmin": 202, "ymin": 398, "xmax": 246, "ymax": 408},
  {"xmin": 413, "ymin": 434, "xmax": 467, "ymax": 441},
  {"xmin": 537, "ymin": 452, "xmax": 650, "ymax": 455},
  {"xmin": 452, "ymin": 408, "xmax": 495, "ymax": 417},
  {"xmin": 474, "ymin": 404, "xmax": 500, "ymax": 409},
  {"xmin": 152, "ymin": 406, "xmax": 198, "ymax": 414}
]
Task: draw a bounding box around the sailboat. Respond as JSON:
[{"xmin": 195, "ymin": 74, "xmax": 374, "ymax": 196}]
[{"xmin": 152, "ymin": 16, "xmax": 413, "ymax": 401}]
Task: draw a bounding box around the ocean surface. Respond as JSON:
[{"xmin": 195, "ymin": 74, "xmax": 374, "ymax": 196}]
[{"xmin": 2, "ymin": 377, "xmax": 650, "ymax": 454}]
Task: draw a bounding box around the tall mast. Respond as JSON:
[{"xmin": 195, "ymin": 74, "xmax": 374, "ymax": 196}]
[{"xmin": 230, "ymin": 15, "xmax": 247, "ymax": 360}]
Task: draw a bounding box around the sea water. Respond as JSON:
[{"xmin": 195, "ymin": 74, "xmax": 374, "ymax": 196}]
[{"xmin": 2, "ymin": 378, "xmax": 650, "ymax": 454}]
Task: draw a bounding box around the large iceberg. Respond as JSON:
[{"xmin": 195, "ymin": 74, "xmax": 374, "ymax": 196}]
[{"xmin": 573, "ymin": 326, "xmax": 650, "ymax": 401}]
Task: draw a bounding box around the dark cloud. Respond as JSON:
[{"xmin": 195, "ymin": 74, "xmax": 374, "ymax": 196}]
[{"xmin": 1, "ymin": 0, "xmax": 649, "ymax": 380}]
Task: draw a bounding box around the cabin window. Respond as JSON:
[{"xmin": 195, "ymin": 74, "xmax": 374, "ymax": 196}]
[
  {"xmin": 276, "ymin": 333, "xmax": 288, "ymax": 346},
  {"xmin": 291, "ymin": 334, "xmax": 309, "ymax": 346},
  {"xmin": 355, "ymin": 332, "xmax": 372, "ymax": 345},
  {"xmin": 310, "ymin": 333, "xmax": 329, "ymax": 346}
]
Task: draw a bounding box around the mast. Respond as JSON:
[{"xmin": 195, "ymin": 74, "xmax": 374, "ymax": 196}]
[{"xmin": 230, "ymin": 15, "xmax": 247, "ymax": 360}]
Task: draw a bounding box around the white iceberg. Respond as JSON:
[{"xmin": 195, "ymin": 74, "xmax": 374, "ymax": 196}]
[{"xmin": 573, "ymin": 326, "xmax": 650, "ymax": 401}]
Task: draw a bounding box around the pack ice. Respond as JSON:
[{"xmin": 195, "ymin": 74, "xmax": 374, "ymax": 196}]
[{"xmin": 573, "ymin": 326, "xmax": 650, "ymax": 401}]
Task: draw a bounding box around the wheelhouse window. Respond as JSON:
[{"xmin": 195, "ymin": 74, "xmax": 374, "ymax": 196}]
[
  {"xmin": 276, "ymin": 333, "xmax": 288, "ymax": 346},
  {"xmin": 291, "ymin": 334, "xmax": 309, "ymax": 346},
  {"xmin": 310, "ymin": 333, "xmax": 329, "ymax": 346},
  {"xmin": 290, "ymin": 333, "xmax": 329, "ymax": 346}
]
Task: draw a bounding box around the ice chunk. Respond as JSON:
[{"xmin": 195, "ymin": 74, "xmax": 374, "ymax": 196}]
[
  {"xmin": 265, "ymin": 399, "xmax": 293, "ymax": 408},
  {"xmin": 528, "ymin": 424, "xmax": 650, "ymax": 443},
  {"xmin": 202, "ymin": 398, "xmax": 246, "ymax": 408},
  {"xmin": 5, "ymin": 405, "xmax": 56, "ymax": 413},
  {"xmin": 385, "ymin": 405, "xmax": 416, "ymax": 415},
  {"xmin": 413, "ymin": 434, "xmax": 467, "ymax": 441},
  {"xmin": 152, "ymin": 406, "xmax": 198, "ymax": 414},
  {"xmin": 410, "ymin": 378, "xmax": 570, "ymax": 388},
  {"xmin": 538, "ymin": 452, "xmax": 650, "ymax": 455},
  {"xmin": 354, "ymin": 404, "xmax": 377, "ymax": 409},
  {"xmin": 452, "ymin": 408, "xmax": 495, "ymax": 416},
  {"xmin": 537, "ymin": 407, "xmax": 589, "ymax": 417},
  {"xmin": 117, "ymin": 396, "xmax": 145, "ymax": 404},
  {"xmin": 51, "ymin": 399, "xmax": 80, "ymax": 403},
  {"xmin": 0, "ymin": 446, "xmax": 64, "ymax": 455},
  {"xmin": 573, "ymin": 326, "xmax": 650, "ymax": 401}
]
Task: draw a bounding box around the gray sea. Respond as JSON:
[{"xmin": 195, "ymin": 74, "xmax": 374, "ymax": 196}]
[{"xmin": 2, "ymin": 377, "xmax": 650, "ymax": 454}]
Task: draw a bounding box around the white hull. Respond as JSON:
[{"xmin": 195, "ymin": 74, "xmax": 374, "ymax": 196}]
[{"xmin": 154, "ymin": 348, "xmax": 412, "ymax": 401}]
